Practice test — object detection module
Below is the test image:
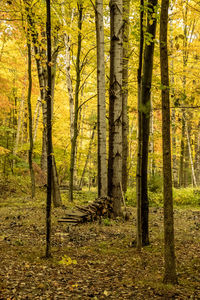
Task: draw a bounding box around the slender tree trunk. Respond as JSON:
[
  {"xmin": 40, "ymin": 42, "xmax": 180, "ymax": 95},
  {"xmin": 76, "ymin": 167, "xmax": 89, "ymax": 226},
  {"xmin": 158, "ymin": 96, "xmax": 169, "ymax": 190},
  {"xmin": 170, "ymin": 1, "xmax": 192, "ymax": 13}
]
[
  {"xmin": 27, "ymin": 31, "xmax": 35, "ymax": 198},
  {"xmin": 95, "ymin": 0, "xmax": 107, "ymax": 198},
  {"xmin": 33, "ymin": 98, "xmax": 41, "ymax": 142},
  {"xmin": 13, "ymin": 76, "xmax": 26, "ymax": 156},
  {"xmin": 169, "ymin": 16, "xmax": 178, "ymax": 188},
  {"xmin": 179, "ymin": 114, "xmax": 185, "ymax": 187},
  {"xmin": 160, "ymin": 0, "xmax": 178, "ymax": 284},
  {"xmin": 79, "ymin": 124, "xmax": 96, "ymax": 189},
  {"xmin": 195, "ymin": 121, "xmax": 200, "ymax": 185},
  {"xmin": 184, "ymin": 114, "xmax": 197, "ymax": 187},
  {"xmin": 45, "ymin": 0, "xmax": 52, "ymax": 258},
  {"xmin": 136, "ymin": 0, "xmax": 144, "ymax": 250},
  {"xmin": 149, "ymin": 98, "xmax": 155, "ymax": 177},
  {"xmin": 122, "ymin": 0, "xmax": 130, "ymax": 194},
  {"xmin": 141, "ymin": 0, "xmax": 157, "ymax": 246},
  {"xmin": 28, "ymin": 17, "xmax": 62, "ymax": 207},
  {"xmin": 108, "ymin": 0, "xmax": 123, "ymax": 217},
  {"xmin": 69, "ymin": 1, "xmax": 83, "ymax": 202},
  {"xmin": 61, "ymin": 5, "xmax": 75, "ymax": 142}
]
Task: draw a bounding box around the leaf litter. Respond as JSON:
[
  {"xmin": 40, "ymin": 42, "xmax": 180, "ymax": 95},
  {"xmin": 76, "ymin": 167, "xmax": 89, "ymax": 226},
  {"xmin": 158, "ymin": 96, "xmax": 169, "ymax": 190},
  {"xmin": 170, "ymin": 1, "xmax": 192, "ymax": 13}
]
[{"xmin": 0, "ymin": 203, "xmax": 199, "ymax": 299}]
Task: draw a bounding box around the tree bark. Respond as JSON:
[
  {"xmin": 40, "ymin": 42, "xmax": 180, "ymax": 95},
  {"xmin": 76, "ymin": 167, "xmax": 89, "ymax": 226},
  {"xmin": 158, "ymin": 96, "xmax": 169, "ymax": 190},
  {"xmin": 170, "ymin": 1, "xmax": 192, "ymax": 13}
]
[
  {"xmin": 79, "ymin": 124, "xmax": 96, "ymax": 189},
  {"xmin": 108, "ymin": 0, "xmax": 123, "ymax": 217},
  {"xmin": 136, "ymin": 0, "xmax": 144, "ymax": 250},
  {"xmin": 95, "ymin": 0, "xmax": 107, "ymax": 198},
  {"xmin": 61, "ymin": 4, "xmax": 75, "ymax": 142},
  {"xmin": 122, "ymin": 0, "xmax": 130, "ymax": 194},
  {"xmin": 160, "ymin": 0, "xmax": 178, "ymax": 284},
  {"xmin": 27, "ymin": 27, "xmax": 35, "ymax": 198},
  {"xmin": 141, "ymin": 0, "xmax": 157, "ymax": 246},
  {"xmin": 45, "ymin": 0, "xmax": 52, "ymax": 258},
  {"xmin": 69, "ymin": 1, "xmax": 83, "ymax": 202},
  {"xmin": 184, "ymin": 114, "xmax": 197, "ymax": 187},
  {"xmin": 179, "ymin": 113, "xmax": 185, "ymax": 187},
  {"xmin": 33, "ymin": 97, "xmax": 41, "ymax": 142}
]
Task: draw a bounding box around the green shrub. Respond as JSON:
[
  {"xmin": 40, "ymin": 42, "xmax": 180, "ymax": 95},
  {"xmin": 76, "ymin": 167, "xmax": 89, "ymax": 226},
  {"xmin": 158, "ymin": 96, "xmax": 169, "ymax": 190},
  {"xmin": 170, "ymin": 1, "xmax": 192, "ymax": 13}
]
[
  {"xmin": 173, "ymin": 187, "xmax": 200, "ymax": 206},
  {"xmin": 148, "ymin": 173, "xmax": 163, "ymax": 193}
]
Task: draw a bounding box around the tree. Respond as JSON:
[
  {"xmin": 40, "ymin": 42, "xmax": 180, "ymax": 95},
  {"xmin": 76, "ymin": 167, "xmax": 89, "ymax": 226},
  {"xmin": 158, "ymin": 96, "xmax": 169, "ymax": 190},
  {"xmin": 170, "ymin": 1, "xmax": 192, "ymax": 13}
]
[
  {"xmin": 95, "ymin": 0, "xmax": 107, "ymax": 198},
  {"xmin": 69, "ymin": 1, "xmax": 83, "ymax": 202},
  {"xmin": 26, "ymin": 6, "xmax": 35, "ymax": 198},
  {"xmin": 137, "ymin": 0, "xmax": 158, "ymax": 246},
  {"xmin": 122, "ymin": 0, "xmax": 130, "ymax": 194},
  {"xmin": 25, "ymin": 4, "xmax": 62, "ymax": 207},
  {"xmin": 108, "ymin": 0, "xmax": 123, "ymax": 217},
  {"xmin": 160, "ymin": 0, "xmax": 178, "ymax": 284},
  {"xmin": 136, "ymin": 0, "xmax": 144, "ymax": 250},
  {"xmin": 45, "ymin": 0, "xmax": 52, "ymax": 258}
]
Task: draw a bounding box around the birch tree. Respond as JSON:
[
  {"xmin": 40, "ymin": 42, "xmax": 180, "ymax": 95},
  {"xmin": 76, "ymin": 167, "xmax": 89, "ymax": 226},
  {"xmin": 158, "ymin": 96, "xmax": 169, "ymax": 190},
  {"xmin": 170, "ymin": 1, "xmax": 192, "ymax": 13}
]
[
  {"xmin": 95, "ymin": 0, "xmax": 107, "ymax": 197},
  {"xmin": 122, "ymin": 0, "xmax": 130, "ymax": 194},
  {"xmin": 108, "ymin": 0, "xmax": 123, "ymax": 217}
]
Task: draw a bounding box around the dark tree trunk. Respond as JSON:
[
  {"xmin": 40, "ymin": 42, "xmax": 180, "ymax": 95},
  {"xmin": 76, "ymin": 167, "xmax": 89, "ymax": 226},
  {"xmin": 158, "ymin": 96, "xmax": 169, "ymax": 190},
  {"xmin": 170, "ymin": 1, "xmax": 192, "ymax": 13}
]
[
  {"xmin": 45, "ymin": 0, "xmax": 53, "ymax": 258},
  {"xmin": 136, "ymin": 0, "xmax": 144, "ymax": 250},
  {"xmin": 27, "ymin": 12, "xmax": 62, "ymax": 207},
  {"xmin": 69, "ymin": 1, "xmax": 83, "ymax": 202},
  {"xmin": 160, "ymin": 0, "xmax": 178, "ymax": 284},
  {"xmin": 141, "ymin": 0, "xmax": 157, "ymax": 246}
]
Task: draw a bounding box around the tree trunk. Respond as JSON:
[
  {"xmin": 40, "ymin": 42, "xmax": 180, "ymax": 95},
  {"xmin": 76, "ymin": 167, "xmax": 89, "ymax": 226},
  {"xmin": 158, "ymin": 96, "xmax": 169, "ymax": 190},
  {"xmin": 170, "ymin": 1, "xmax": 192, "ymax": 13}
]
[
  {"xmin": 141, "ymin": 0, "xmax": 157, "ymax": 246},
  {"xmin": 179, "ymin": 114, "xmax": 185, "ymax": 187},
  {"xmin": 169, "ymin": 16, "xmax": 178, "ymax": 188},
  {"xmin": 95, "ymin": 0, "xmax": 107, "ymax": 198},
  {"xmin": 149, "ymin": 98, "xmax": 155, "ymax": 177},
  {"xmin": 122, "ymin": 0, "xmax": 130, "ymax": 194},
  {"xmin": 28, "ymin": 13, "xmax": 62, "ymax": 207},
  {"xmin": 33, "ymin": 97, "xmax": 41, "ymax": 142},
  {"xmin": 45, "ymin": 0, "xmax": 52, "ymax": 258},
  {"xmin": 108, "ymin": 0, "xmax": 123, "ymax": 217},
  {"xmin": 61, "ymin": 5, "xmax": 75, "ymax": 143},
  {"xmin": 195, "ymin": 121, "xmax": 200, "ymax": 185},
  {"xmin": 69, "ymin": 1, "xmax": 83, "ymax": 202},
  {"xmin": 13, "ymin": 75, "xmax": 27, "ymax": 156},
  {"xmin": 79, "ymin": 124, "xmax": 96, "ymax": 189},
  {"xmin": 136, "ymin": 0, "xmax": 144, "ymax": 250},
  {"xmin": 27, "ymin": 29, "xmax": 35, "ymax": 198},
  {"xmin": 184, "ymin": 114, "xmax": 197, "ymax": 187},
  {"xmin": 160, "ymin": 0, "xmax": 178, "ymax": 284}
]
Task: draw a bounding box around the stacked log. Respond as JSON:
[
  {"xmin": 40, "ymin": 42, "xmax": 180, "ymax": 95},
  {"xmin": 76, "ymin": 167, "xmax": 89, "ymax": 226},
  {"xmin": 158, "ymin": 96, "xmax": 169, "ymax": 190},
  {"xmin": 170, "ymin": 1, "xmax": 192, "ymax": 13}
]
[{"xmin": 58, "ymin": 196, "xmax": 113, "ymax": 225}]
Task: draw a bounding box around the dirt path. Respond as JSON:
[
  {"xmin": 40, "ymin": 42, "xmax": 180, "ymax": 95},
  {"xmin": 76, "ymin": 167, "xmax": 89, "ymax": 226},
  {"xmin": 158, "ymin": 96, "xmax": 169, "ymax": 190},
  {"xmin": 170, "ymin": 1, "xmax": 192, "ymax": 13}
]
[{"xmin": 0, "ymin": 203, "xmax": 199, "ymax": 299}]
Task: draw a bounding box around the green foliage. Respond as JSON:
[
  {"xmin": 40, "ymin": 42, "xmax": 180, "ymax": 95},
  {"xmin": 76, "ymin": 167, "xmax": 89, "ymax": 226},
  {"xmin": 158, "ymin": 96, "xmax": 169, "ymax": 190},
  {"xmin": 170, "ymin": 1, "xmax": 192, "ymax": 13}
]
[
  {"xmin": 173, "ymin": 188, "xmax": 200, "ymax": 206},
  {"xmin": 102, "ymin": 218, "xmax": 111, "ymax": 226},
  {"xmin": 125, "ymin": 187, "xmax": 136, "ymax": 206},
  {"xmin": 148, "ymin": 173, "xmax": 163, "ymax": 193},
  {"xmin": 126, "ymin": 185, "xmax": 200, "ymax": 207}
]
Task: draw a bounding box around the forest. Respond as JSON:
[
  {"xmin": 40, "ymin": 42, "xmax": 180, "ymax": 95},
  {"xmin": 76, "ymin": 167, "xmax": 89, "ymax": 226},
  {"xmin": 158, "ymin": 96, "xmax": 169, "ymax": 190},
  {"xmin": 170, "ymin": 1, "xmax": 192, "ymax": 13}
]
[{"xmin": 0, "ymin": 0, "xmax": 200, "ymax": 298}]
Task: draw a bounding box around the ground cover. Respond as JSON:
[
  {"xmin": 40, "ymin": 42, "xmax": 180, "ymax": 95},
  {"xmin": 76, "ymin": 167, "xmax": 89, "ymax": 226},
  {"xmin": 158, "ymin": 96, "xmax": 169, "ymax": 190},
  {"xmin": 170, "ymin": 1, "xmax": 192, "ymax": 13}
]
[{"xmin": 0, "ymin": 186, "xmax": 199, "ymax": 299}]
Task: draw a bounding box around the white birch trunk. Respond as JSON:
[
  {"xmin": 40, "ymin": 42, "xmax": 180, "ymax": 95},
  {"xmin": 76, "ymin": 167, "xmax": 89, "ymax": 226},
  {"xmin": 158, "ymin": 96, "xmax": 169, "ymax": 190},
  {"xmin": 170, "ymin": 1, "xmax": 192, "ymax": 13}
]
[
  {"xmin": 184, "ymin": 115, "xmax": 197, "ymax": 187},
  {"xmin": 108, "ymin": 0, "xmax": 123, "ymax": 216},
  {"xmin": 96, "ymin": 0, "xmax": 107, "ymax": 197}
]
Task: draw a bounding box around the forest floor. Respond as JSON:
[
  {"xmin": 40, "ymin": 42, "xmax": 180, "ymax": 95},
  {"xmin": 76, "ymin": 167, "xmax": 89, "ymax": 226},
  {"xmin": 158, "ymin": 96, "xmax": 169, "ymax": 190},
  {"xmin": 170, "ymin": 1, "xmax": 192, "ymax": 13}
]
[{"xmin": 0, "ymin": 188, "xmax": 200, "ymax": 299}]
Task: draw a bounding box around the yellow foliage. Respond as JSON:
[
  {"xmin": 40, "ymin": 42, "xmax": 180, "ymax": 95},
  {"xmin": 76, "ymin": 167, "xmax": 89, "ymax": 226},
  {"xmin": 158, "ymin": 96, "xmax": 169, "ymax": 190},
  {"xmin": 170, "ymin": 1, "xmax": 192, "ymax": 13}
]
[{"xmin": 58, "ymin": 255, "xmax": 77, "ymax": 266}]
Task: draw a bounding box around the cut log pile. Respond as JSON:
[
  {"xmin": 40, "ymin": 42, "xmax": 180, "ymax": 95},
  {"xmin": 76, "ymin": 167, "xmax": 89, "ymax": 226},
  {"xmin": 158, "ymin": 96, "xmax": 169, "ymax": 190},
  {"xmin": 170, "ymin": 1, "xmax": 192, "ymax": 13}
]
[{"xmin": 58, "ymin": 196, "xmax": 113, "ymax": 225}]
